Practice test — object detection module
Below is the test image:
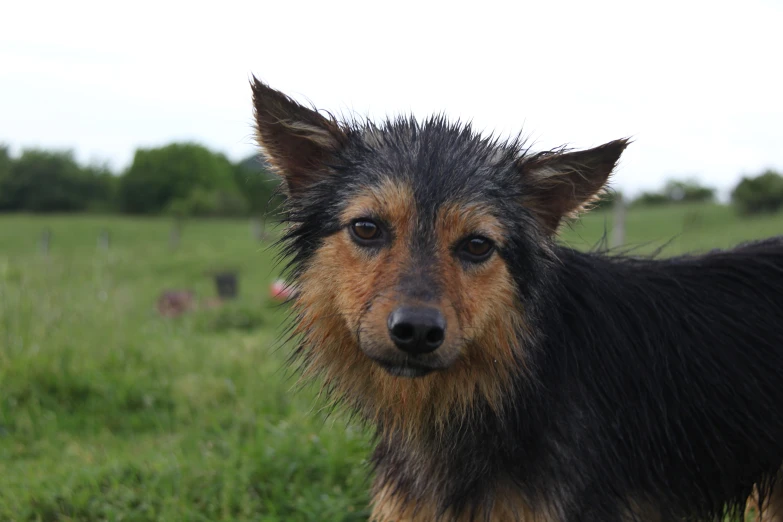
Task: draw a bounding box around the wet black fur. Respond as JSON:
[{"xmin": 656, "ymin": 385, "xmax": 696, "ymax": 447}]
[
  {"xmin": 264, "ymin": 90, "xmax": 783, "ymax": 521},
  {"xmin": 371, "ymin": 237, "xmax": 783, "ymax": 522}
]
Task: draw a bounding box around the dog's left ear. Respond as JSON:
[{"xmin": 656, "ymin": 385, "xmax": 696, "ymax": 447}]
[
  {"xmin": 519, "ymin": 138, "xmax": 630, "ymax": 233},
  {"xmin": 251, "ymin": 76, "xmax": 347, "ymax": 196}
]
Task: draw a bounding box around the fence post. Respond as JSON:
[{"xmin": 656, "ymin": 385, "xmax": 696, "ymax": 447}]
[
  {"xmin": 251, "ymin": 216, "xmax": 265, "ymax": 241},
  {"xmin": 40, "ymin": 228, "xmax": 51, "ymax": 256},
  {"xmin": 170, "ymin": 220, "xmax": 182, "ymax": 250},
  {"xmin": 611, "ymin": 194, "xmax": 626, "ymax": 248},
  {"xmin": 98, "ymin": 229, "xmax": 111, "ymax": 251}
]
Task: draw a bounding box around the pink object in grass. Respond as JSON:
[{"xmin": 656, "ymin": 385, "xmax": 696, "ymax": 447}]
[{"xmin": 270, "ymin": 279, "xmax": 297, "ymax": 301}]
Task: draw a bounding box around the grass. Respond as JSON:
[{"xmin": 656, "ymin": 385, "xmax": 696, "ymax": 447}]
[{"xmin": 0, "ymin": 204, "xmax": 781, "ymax": 521}]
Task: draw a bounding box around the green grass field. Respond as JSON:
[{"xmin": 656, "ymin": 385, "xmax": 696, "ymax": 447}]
[{"xmin": 1, "ymin": 204, "xmax": 781, "ymax": 521}]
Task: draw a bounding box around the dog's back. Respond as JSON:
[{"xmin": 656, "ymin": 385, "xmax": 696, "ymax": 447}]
[{"xmin": 532, "ymin": 238, "xmax": 783, "ymax": 520}]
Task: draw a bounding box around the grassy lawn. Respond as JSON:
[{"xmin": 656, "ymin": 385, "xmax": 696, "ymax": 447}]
[{"xmin": 1, "ymin": 204, "xmax": 781, "ymax": 521}]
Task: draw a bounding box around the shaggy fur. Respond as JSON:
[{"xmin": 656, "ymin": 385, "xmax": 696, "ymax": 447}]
[{"xmin": 250, "ymin": 76, "xmax": 783, "ymax": 522}]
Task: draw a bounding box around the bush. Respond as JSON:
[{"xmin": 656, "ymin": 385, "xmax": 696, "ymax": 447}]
[
  {"xmin": 233, "ymin": 154, "xmax": 284, "ymax": 217},
  {"xmin": 0, "ymin": 149, "xmax": 116, "ymax": 212},
  {"xmin": 0, "ymin": 143, "xmax": 281, "ymax": 217},
  {"xmin": 731, "ymin": 170, "xmax": 783, "ymax": 215},
  {"xmin": 118, "ymin": 143, "xmax": 243, "ymax": 214},
  {"xmin": 165, "ymin": 187, "xmax": 250, "ymax": 218},
  {"xmin": 633, "ymin": 178, "xmax": 715, "ymax": 206},
  {"xmin": 633, "ymin": 192, "xmax": 670, "ymax": 206},
  {"xmin": 0, "ymin": 144, "xmax": 10, "ymax": 179},
  {"xmin": 0, "ymin": 145, "xmax": 11, "ymax": 208},
  {"xmin": 80, "ymin": 163, "xmax": 119, "ymax": 212},
  {"xmin": 666, "ymin": 179, "xmax": 715, "ymax": 203}
]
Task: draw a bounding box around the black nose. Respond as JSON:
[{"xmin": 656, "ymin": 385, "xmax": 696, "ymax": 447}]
[{"xmin": 387, "ymin": 306, "xmax": 446, "ymax": 355}]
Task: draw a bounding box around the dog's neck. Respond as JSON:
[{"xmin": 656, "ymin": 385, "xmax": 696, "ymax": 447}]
[{"xmin": 365, "ymin": 373, "xmax": 555, "ymax": 519}]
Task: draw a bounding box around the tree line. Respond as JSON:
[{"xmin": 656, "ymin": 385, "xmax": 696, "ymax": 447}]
[
  {"xmin": 593, "ymin": 173, "xmax": 783, "ymax": 215},
  {"xmin": 0, "ymin": 143, "xmax": 283, "ymax": 218},
  {"xmin": 0, "ymin": 142, "xmax": 781, "ymax": 216}
]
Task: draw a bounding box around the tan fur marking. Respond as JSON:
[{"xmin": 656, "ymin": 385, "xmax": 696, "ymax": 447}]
[
  {"xmin": 435, "ymin": 202, "xmax": 506, "ymax": 248},
  {"xmin": 435, "ymin": 203, "xmax": 526, "ymax": 415},
  {"xmin": 370, "ymin": 482, "xmax": 547, "ymax": 522},
  {"xmin": 339, "ymin": 177, "xmax": 416, "ymax": 231},
  {"xmin": 747, "ymin": 471, "xmax": 783, "ymax": 522}
]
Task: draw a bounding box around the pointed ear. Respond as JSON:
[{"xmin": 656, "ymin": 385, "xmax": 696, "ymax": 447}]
[
  {"xmin": 519, "ymin": 138, "xmax": 630, "ymax": 233},
  {"xmin": 250, "ymin": 77, "xmax": 347, "ymax": 195}
]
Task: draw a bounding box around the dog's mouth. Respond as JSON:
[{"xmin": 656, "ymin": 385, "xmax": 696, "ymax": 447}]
[{"xmin": 368, "ymin": 356, "xmax": 440, "ymax": 378}]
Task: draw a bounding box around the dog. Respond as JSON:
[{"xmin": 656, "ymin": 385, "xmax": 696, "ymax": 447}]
[{"xmin": 249, "ymin": 77, "xmax": 783, "ymax": 522}]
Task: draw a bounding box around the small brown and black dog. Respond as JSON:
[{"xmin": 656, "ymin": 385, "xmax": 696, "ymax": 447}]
[{"xmin": 250, "ymin": 77, "xmax": 783, "ymax": 522}]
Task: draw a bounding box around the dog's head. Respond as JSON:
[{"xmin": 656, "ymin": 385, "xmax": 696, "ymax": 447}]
[{"xmin": 252, "ymin": 78, "xmax": 628, "ymax": 425}]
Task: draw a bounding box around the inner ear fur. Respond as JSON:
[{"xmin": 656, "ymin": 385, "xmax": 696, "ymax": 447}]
[
  {"xmin": 519, "ymin": 138, "xmax": 630, "ymax": 233},
  {"xmin": 250, "ymin": 76, "xmax": 347, "ymax": 195}
]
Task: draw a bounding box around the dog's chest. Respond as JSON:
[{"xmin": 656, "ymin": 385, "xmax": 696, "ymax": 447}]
[{"xmin": 369, "ymin": 479, "xmax": 550, "ymax": 522}]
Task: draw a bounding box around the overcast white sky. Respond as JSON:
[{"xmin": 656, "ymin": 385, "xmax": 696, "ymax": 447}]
[{"xmin": 2, "ymin": 0, "xmax": 781, "ymax": 198}]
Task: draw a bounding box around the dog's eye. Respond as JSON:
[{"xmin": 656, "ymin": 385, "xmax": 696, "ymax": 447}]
[
  {"xmin": 350, "ymin": 219, "xmax": 383, "ymax": 244},
  {"xmin": 458, "ymin": 236, "xmax": 494, "ymax": 263}
]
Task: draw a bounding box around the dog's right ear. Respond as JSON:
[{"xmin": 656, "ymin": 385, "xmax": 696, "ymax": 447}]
[{"xmin": 251, "ymin": 77, "xmax": 346, "ymax": 196}]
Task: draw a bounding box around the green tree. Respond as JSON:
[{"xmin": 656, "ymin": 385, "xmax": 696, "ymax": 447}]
[
  {"xmin": 0, "ymin": 148, "xmax": 119, "ymax": 213},
  {"xmin": 233, "ymin": 154, "xmax": 284, "ymax": 217},
  {"xmin": 633, "ymin": 178, "xmax": 715, "ymax": 206},
  {"xmin": 661, "ymin": 179, "xmax": 715, "ymax": 203},
  {"xmin": 0, "ymin": 149, "xmax": 86, "ymax": 212},
  {"xmin": 731, "ymin": 170, "xmax": 783, "ymax": 215},
  {"xmin": 0, "ymin": 145, "xmax": 11, "ymax": 208},
  {"xmin": 118, "ymin": 142, "xmax": 243, "ymax": 214},
  {"xmin": 80, "ymin": 162, "xmax": 119, "ymax": 212},
  {"xmin": 0, "ymin": 144, "xmax": 10, "ymax": 176},
  {"xmin": 165, "ymin": 186, "xmax": 250, "ymax": 218}
]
